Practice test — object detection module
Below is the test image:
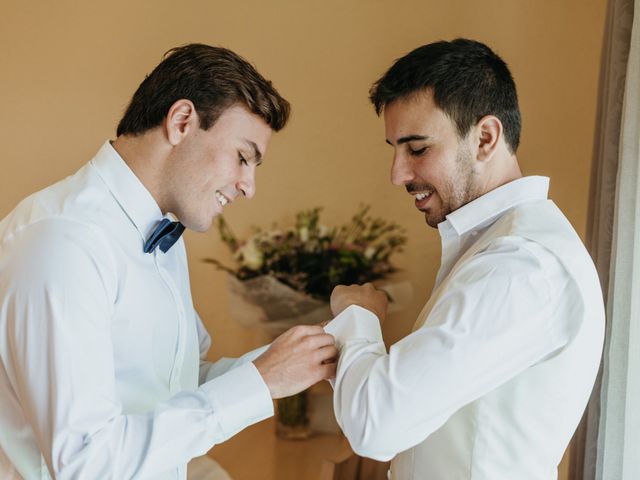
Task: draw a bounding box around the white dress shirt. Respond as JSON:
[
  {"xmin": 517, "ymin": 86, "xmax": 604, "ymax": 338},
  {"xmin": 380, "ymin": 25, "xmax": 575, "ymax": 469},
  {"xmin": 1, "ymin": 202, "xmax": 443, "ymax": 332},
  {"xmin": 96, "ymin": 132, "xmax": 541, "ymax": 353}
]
[
  {"xmin": 0, "ymin": 142, "xmax": 273, "ymax": 479},
  {"xmin": 325, "ymin": 177, "xmax": 605, "ymax": 480}
]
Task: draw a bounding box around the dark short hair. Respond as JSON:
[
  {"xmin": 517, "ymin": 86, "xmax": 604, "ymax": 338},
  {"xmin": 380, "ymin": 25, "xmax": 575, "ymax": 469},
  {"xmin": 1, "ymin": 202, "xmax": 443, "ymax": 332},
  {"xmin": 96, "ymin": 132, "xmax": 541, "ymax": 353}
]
[
  {"xmin": 117, "ymin": 44, "xmax": 290, "ymax": 136},
  {"xmin": 369, "ymin": 38, "xmax": 521, "ymax": 153}
]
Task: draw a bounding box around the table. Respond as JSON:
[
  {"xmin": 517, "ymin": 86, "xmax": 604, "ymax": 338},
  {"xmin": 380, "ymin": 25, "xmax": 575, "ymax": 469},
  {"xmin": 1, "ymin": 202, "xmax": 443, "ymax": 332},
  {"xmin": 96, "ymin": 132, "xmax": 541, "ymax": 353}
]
[{"xmin": 207, "ymin": 417, "xmax": 354, "ymax": 480}]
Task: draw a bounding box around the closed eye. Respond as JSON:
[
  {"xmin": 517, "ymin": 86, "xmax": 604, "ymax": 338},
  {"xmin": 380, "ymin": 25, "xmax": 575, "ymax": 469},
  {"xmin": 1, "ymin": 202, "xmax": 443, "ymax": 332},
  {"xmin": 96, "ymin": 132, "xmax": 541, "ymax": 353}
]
[
  {"xmin": 410, "ymin": 146, "xmax": 428, "ymax": 156},
  {"xmin": 239, "ymin": 153, "xmax": 248, "ymax": 166}
]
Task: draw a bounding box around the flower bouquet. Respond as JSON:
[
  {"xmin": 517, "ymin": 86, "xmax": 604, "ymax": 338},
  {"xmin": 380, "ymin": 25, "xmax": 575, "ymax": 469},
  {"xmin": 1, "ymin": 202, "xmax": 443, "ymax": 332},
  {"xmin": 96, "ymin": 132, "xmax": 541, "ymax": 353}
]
[{"xmin": 207, "ymin": 205, "xmax": 409, "ymax": 438}]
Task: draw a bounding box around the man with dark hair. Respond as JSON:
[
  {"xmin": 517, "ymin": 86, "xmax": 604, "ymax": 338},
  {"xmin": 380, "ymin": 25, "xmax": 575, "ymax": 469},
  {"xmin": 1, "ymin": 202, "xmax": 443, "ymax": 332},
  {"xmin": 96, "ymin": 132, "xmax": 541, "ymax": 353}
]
[
  {"xmin": 325, "ymin": 39, "xmax": 604, "ymax": 479},
  {"xmin": 0, "ymin": 44, "xmax": 337, "ymax": 479}
]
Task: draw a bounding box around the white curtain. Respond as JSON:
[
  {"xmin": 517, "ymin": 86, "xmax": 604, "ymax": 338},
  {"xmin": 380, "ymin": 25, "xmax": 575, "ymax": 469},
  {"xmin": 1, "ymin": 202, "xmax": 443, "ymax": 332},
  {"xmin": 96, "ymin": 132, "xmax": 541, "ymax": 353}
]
[
  {"xmin": 596, "ymin": 1, "xmax": 640, "ymax": 475},
  {"xmin": 584, "ymin": 0, "xmax": 640, "ymax": 478}
]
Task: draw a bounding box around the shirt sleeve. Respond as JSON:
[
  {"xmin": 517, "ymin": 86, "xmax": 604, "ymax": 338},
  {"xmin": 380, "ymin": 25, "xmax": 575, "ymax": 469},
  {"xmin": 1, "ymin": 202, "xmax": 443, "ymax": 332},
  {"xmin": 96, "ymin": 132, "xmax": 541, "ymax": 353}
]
[
  {"xmin": 195, "ymin": 311, "xmax": 270, "ymax": 385},
  {"xmin": 325, "ymin": 237, "xmax": 571, "ymax": 461},
  {"xmin": 1, "ymin": 219, "xmax": 272, "ymax": 479}
]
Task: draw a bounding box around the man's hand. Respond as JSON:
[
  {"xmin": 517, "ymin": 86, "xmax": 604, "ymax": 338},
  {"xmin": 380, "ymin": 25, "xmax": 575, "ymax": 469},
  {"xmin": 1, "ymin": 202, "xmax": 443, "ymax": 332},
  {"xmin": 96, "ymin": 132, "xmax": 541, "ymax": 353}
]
[
  {"xmin": 330, "ymin": 283, "xmax": 389, "ymax": 323},
  {"xmin": 253, "ymin": 325, "xmax": 338, "ymax": 399}
]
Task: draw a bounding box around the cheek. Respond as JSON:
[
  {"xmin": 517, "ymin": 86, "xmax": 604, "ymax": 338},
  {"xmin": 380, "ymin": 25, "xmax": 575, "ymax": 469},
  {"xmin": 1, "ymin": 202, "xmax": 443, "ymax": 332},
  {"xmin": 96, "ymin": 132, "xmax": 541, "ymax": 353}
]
[
  {"xmin": 198, "ymin": 176, "xmax": 217, "ymax": 198},
  {"xmin": 414, "ymin": 154, "xmax": 444, "ymax": 184},
  {"xmin": 431, "ymin": 150, "xmax": 460, "ymax": 183},
  {"xmin": 219, "ymin": 166, "xmax": 241, "ymax": 189},
  {"xmin": 174, "ymin": 167, "xmax": 210, "ymax": 203}
]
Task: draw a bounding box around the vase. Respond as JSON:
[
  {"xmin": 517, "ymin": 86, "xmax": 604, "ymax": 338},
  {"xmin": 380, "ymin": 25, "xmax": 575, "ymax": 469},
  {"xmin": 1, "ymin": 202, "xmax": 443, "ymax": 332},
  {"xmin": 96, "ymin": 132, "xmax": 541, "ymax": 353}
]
[{"xmin": 275, "ymin": 389, "xmax": 311, "ymax": 440}]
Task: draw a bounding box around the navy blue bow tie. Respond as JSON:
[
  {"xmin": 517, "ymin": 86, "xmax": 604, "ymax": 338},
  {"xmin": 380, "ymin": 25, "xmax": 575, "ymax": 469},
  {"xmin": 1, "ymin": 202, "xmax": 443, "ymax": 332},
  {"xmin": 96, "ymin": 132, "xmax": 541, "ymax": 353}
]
[{"xmin": 143, "ymin": 219, "xmax": 185, "ymax": 254}]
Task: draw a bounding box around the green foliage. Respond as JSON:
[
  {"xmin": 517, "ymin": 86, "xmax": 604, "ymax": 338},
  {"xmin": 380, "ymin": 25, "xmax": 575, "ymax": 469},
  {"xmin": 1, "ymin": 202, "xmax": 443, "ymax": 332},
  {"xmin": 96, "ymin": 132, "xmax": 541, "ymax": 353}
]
[{"xmin": 207, "ymin": 206, "xmax": 407, "ymax": 301}]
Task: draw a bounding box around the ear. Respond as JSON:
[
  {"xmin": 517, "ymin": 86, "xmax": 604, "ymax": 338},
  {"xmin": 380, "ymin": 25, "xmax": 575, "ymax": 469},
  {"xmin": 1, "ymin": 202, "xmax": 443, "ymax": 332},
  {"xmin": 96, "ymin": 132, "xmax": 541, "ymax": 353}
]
[
  {"xmin": 164, "ymin": 99, "xmax": 198, "ymax": 146},
  {"xmin": 475, "ymin": 115, "xmax": 503, "ymax": 163}
]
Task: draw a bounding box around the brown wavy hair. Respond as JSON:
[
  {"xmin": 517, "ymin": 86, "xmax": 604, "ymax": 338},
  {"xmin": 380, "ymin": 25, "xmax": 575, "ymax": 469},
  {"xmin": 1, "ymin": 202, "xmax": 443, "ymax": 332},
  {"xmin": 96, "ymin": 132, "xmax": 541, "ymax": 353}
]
[{"xmin": 117, "ymin": 44, "xmax": 290, "ymax": 136}]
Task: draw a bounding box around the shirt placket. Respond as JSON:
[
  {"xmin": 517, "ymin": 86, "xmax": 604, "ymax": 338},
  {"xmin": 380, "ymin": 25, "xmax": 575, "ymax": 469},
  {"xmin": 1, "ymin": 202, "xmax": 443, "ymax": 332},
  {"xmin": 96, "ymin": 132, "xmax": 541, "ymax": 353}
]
[{"xmin": 153, "ymin": 251, "xmax": 187, "ymax": 394}]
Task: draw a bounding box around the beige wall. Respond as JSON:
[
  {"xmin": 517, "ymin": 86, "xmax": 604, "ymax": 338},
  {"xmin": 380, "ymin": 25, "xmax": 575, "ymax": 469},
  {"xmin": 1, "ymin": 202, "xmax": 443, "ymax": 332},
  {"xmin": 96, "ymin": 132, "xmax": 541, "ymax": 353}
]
[{"xmin": 1, "ymin": 0, "xmax": 605, "ymax": 476}]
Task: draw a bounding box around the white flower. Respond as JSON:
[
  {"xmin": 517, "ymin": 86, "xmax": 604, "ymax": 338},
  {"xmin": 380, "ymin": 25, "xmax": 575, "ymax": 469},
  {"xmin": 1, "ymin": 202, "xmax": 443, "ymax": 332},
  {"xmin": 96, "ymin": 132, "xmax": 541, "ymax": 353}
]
[
  {"xmin": 239, "ymin": 239, "xmax": 263, "ymax": 270},
  {"xmin": 318, "ymin": 224, "xmax": 329, "ymax": 237},
  {"xmin": 299, "ymin": 226, "xmax": 309, "ymax": 243},
  {"xmin": 364, "ymin": 246, "xmax": 377, "ymax": 259}
]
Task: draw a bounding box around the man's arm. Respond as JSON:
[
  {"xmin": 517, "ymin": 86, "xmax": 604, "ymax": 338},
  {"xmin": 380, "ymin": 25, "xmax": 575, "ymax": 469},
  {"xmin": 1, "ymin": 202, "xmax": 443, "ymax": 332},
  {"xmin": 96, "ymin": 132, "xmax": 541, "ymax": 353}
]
[
  {"xmin": 2, "ymin": 219, "xmax": 335, "ymax": 478},
  {"xmin": 326, "ymin": 238, "xmax": 573, "ymax": 461},
  {"xmin": 195, "ymin": 313, "xmax": 337, "ymax": 399},
  {"xmin": 196, "ymin": 312, "xmax": 269, "ymax": 385}
]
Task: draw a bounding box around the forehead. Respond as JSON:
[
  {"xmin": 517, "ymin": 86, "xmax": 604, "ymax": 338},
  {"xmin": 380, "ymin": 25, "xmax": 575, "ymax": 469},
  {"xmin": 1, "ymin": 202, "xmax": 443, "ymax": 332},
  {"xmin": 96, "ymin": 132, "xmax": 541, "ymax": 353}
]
[{"xmin": 383, "ymin": 91, "xmax": 455, "ymax": 143}]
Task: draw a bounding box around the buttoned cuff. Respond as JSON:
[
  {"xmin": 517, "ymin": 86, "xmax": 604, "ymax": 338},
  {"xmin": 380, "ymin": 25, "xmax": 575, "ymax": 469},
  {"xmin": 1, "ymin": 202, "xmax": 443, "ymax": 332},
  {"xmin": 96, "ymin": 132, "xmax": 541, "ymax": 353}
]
[
  {"xmin": 324, "ymin": 305, "xmax": 383, "ymax": 350},
  {"xmin": 200, "ymin": 361, "xmax": 274, "ymax": 441}
]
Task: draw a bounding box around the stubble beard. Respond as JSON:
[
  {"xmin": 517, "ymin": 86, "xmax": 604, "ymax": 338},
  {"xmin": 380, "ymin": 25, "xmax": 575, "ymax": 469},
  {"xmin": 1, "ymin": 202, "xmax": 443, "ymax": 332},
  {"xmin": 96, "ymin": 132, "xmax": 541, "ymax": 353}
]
[{"xmin": 425, "ymin": 144, "xmax": 479, "ymax": 228}]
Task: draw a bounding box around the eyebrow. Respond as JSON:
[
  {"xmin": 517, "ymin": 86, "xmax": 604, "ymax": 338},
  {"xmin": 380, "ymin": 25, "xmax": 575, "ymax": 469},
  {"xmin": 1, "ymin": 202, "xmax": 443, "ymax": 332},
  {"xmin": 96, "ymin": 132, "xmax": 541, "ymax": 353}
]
[
  {"xmin": 385, "ymin": 134, "xmax": 431, "ymax": 146},
  {"xmin": 244, "ymin": 140, "xmax": 263, "ymax": 164}
]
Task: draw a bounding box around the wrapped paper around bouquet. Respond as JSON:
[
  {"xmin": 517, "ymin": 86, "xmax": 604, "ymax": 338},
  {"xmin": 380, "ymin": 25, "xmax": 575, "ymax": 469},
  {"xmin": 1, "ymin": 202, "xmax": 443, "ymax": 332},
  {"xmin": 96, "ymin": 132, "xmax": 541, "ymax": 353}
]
[{"xmin": 226, "ymin": 273, "xmax": 413, "ymax": 337}]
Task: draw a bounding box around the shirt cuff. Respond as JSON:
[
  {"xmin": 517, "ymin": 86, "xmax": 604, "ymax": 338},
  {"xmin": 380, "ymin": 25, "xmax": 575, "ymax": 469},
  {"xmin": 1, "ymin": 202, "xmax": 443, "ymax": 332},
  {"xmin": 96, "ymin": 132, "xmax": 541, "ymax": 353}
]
[
  {"xmin": 324, "ymin": 304, "xmax": 383, "ymax": 350},
  {"xmin": 200, "ymin": 361, "xmax": 274, "ymax": 441}
]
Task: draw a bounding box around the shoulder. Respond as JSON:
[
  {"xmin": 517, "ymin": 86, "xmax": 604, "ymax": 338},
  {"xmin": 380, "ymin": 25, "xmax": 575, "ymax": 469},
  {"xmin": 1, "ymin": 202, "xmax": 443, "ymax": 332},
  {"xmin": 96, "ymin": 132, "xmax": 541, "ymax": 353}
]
[
  {"xmin": 484, "ymin": 199, "xmax": 599, "ymax": 294},
  {"xmin": 492, "ymin": 199, "xmax": 582, "ymax": 251},
  {"xmin": 2, "ymin": 161, "xmax": 118, "ymax": 261},
  {"xmin": 1, "ymin": 216, "xmax": 118, "ymax": 305},
  {"xmin": 4, "ymin": 160, "xmax": 116, "ymax": 228}
]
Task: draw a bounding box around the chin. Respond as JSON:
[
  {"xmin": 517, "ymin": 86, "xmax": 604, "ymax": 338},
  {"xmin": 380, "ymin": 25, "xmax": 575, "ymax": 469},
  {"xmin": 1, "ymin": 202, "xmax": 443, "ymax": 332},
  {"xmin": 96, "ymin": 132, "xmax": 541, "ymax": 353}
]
[
  {"xmin": 194, "ymin": 219, "xmax": 214, "ymax": 233},
  {"xmin": 420, "ymin": 209, "xmax": 440, "ymax": 229},
  {"xmin": 425, "ymin": 217, "xmax": 440, "ymax": 228}
]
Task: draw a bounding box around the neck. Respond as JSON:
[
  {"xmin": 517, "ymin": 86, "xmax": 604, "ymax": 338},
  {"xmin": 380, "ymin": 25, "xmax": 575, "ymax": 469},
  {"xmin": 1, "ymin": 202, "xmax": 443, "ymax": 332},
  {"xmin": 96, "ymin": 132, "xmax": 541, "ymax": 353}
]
[
  {"xmin": 478, "ymin": 151, "xmax": 522, "ymax": 196},
  {"xmin": 111, "ymin": 131, "xmax": 171, "ymax": 213}
]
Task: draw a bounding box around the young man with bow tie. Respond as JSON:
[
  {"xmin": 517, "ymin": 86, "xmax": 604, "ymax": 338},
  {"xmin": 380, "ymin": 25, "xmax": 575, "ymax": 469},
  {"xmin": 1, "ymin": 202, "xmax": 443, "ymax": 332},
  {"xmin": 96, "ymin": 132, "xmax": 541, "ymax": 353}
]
[
  {"xmin": 325, "ymin": 39, "xmax": 604, "ymax": 479},
  {"xmin": 0, "ymin": 44, "xmax": 337, "ymax": 479}
]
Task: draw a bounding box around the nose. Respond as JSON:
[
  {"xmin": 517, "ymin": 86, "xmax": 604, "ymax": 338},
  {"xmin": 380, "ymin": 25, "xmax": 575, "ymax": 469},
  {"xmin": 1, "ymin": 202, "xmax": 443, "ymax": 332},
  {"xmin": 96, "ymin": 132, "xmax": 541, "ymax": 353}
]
[
  {"xmin": 237, "ymin": 168, "xmax": 256, "ymax": 199},
  {"xmin": 390, "ymin": 154, "xmax": 413, "ymax": 186}
]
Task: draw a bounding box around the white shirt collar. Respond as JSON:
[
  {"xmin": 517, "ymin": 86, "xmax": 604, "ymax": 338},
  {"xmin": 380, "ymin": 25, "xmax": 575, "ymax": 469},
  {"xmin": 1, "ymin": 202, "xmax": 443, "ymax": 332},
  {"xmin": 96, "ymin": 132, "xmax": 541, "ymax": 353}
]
[
  {"xmin": 90, "ymin": 140, "xmax": 164, "ymax": 240},
  {"xmin": 440, "ymin": 176, "xmax": 550, "ymax": 237}
]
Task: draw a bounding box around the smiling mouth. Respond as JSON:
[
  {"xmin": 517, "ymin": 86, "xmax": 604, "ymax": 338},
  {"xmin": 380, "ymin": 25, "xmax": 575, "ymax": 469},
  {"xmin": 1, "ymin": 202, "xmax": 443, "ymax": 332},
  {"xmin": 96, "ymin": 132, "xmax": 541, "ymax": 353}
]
[
  {"xmin": 215, "ymin": 191, "xmax": 230, "ymax": 207},
  {"xmin": 413, "ymin": 188, "xmax": 434, "ymax": 208}
]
